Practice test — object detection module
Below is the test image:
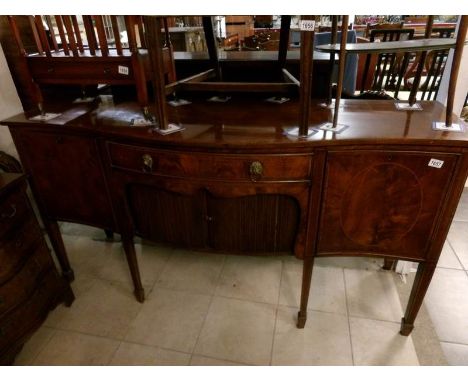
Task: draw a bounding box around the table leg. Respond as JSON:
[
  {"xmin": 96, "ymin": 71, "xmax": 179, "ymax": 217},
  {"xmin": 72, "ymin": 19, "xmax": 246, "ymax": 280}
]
[
  {"xmin": 122, "ymin": 236, "xmax": 145, "ymax": 303},
  {"xmin": 383, "ymin": 258, "xmax": 395, "ymax": 270},
  {"xmin": 43, "ymin": 219, "xmax": 75, "ymax": 282},
  {"xmin": 400, "ymin": 261, "xmax": 436, "ymax": 336},
  {"xmin": 297, "ymin": 255, "xmax": 315, "ymax": 328}
]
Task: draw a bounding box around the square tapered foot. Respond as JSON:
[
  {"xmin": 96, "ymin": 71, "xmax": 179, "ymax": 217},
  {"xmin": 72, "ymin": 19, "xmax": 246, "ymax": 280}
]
[
  {"xmin": 400, "ymin": 318, "xmax": 414, "ymax": 336},
  {"xmin": 134, "ymin": 288, "xmax": 145, "ymax": 303},
  {"xmin": 63, "ymin": 288, "xmax": 76, "ymax": 307},
  {"xmin": 62, "ymin": 269, "xmax": 75, "ymax": 282},
  {"xmin": 297, "ymin": 311, "xmax": 307, "ymax": 328}
]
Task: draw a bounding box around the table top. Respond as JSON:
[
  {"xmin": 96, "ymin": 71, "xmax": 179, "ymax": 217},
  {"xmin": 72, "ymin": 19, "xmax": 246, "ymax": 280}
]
[{"xmin": 3, "ymin": 98, "xmax": 468, "ymax": 151}]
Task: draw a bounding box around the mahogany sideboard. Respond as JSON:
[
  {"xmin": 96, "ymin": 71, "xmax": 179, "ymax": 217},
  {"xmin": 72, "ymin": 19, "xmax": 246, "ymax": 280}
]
[{"xmin": 2, "ymin": 97, "xmax": 468, "ymax": 336}]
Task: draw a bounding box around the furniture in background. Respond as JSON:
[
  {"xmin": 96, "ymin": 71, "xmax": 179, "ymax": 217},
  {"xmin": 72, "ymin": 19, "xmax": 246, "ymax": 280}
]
[
  {"xmin": 415, "ymin": 26, "xmax": 456, "ymax": 101},
  {"xmin": 0, "ymin": 172, "xmax": 74, "ymax": 365},
  {"xmin": 7, "ymin": 15, "xmax": 176, "ymax": 118},
  {"xmin": 315, "ymin": 30, "xmax": 358, "ymax": 95},
  {"xmin": 360, "ymin": 27, "xmax": 415, "ymax": 98}
]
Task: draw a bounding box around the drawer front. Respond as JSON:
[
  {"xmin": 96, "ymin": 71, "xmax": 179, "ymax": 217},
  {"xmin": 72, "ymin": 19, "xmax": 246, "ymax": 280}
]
[
  {"xmin": 107, "ymin": 143, "xmax": 312, "ymax": 182},
  {"xmin": 0, "ymin": 215, "xmax": 42, "ymax": 284},
  {"xmin": 0, "ymin": 190, "xmax": 30, "ymax": 239},
  {"xmin": 0, "ymin": 242, "xmax": 53, "ymax": 318},
  {"xmin": 0, "ymin": 271, "xmax": 59, "ymax": 352},
  {"xmin": 29, "ymin": 57, "xmax": 135, "ymax": 84}
]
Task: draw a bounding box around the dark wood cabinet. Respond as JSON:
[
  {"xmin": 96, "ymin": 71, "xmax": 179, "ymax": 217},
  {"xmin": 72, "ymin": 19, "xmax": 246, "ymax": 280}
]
[
  {"xmin": 0, "ymin": 173, "xmax": 74, "ymax": 365},
  {"xmin": 3, "ymin": 99, "xmax": 468, "ymax": 337},
  {"xmin": 13, "ymin": 131, "xmax": 115, "ymax": 230}
]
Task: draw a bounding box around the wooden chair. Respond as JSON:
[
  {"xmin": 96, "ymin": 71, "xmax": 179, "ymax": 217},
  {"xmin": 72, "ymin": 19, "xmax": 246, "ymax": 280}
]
[
  {"xmin": 419, "ymin": 27, "xmax": 456, "ymax": 100},
  {"xmin": 361, "ymin": 26, "xmax": 415, "ymax": 98},
  {"xmin": 364, "ymin": 22, "xmax": 404, "ymax": 38},
  {"xmin": 7, "ymin": 16, "xmax": 176, "ymax": 117}
]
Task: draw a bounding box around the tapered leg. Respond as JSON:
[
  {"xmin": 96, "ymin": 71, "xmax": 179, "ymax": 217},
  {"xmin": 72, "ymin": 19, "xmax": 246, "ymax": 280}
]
[
  {"xmin": 43, "ymin": 219, "xmax": 75, "ymax": 282},
  {"xmin": 297, "ymin": 256, "xmax": 315, "ymax": 328},
  {"xmin": 62, "ymin": 284, "xmax": 75, "ymax": 307},
  {"xmin": 122, "ymin": 236, "xmax": 145, "ymax": 303},
  {"xmin": 104, "ymin": 229, "xmax": 114, "ymax": 242},
  {"xmin": 383, "ymin": 258, "xmax": 395, "ymax": 271},
  {"xmin": 400, "ymin": 261, "xmax": 437, "ymax": 336}
]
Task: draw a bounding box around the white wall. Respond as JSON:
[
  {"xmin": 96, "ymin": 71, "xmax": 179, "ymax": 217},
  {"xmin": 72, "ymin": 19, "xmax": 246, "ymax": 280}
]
[{"xmin": 0, "ymin": 44, "xmax": 23, "ymax": 159}]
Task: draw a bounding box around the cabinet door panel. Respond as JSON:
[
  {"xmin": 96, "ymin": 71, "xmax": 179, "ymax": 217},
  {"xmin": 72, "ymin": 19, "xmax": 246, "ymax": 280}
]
[
  {"xmin": 318, "ymin": 150, "xmax": 459, "ymax": 259},
  {"xmin": 127, "ymin": 184, "xmax": 206, "ymax": 249},
  {"xmin": 207, "ymin": 194, "xmax": 300, "ymax": 253},
  {"xmin": 17, "ymin": 131, "xmax": 114, "ymax": 229}
]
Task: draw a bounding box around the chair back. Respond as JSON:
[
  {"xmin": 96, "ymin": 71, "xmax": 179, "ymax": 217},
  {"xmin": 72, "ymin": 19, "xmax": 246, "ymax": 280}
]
[{"xmin": 365, "ymin": 22, "xmax": 404, "ymax": 38}]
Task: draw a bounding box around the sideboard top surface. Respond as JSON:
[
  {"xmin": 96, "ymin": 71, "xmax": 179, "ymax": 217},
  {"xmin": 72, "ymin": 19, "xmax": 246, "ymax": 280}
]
[{"xmin": 3, "ymin": 99, "xmax": 468, "ymax": 150}]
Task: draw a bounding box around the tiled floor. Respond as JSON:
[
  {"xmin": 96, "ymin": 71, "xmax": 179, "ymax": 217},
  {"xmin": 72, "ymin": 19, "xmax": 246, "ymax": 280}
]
[{"xmin": 12, "ymin": 190, "xmax": 468, "ymax": 366}]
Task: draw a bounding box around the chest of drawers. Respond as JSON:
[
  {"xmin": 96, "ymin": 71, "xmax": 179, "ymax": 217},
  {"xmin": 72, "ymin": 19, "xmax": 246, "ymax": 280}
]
[{"xmin": 0, "ymin": 173, "xmax": 74, "ymax": 365}]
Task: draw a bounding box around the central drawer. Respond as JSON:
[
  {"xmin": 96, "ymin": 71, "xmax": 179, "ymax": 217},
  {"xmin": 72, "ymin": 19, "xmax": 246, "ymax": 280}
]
[{"xmin": 107, "ymin": 142, "xmax": 313, "ymax": 182}]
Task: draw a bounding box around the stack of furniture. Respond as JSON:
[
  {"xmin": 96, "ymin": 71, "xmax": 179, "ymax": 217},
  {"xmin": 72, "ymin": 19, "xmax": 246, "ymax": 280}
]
[{"xmin": 0, "ymin": 172, "xmax": 74, "ymax": 365}]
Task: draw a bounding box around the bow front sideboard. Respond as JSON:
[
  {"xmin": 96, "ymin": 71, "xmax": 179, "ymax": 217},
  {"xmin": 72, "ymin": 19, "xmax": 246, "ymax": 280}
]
[{"xmin": 3, "ymin": 97, "xmax": 468, "ymax": 335}]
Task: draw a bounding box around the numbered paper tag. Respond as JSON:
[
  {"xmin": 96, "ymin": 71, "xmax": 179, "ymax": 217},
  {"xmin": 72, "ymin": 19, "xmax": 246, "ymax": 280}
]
[
  {"xmin": 118, "ymin": 65, "xmax": 129, "ymax": 75},
  {"xmin": 300, "ymin": 20, "xmax": 316, "ymax": 31},
  {"xmin": 428, "ymin": 158, "xmax": 444, "ymax": 168}
]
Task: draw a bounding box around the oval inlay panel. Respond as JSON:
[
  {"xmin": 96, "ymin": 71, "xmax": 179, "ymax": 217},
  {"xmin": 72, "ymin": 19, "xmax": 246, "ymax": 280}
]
[{"xmin": 340, "ymin": 163, "xmax": 422, "ymax": 247}]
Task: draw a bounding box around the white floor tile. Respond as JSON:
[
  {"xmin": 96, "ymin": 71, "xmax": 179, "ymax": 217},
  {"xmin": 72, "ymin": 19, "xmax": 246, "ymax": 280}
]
[
  {"xmin": 345, "ymin": 268, "xmax": 403, "ymax": 323},
  {"xmin": 215, "ymin": 255, "xmax": 282, "ymax": 304},
  {"xmin": 125, "ymin": 288, "xmax": 211, "ymax": 353},
  {"xmin": 272, "ymin": 307, "xmax": 352, "ymax": 365},
  {"xmin": 350, "ymin": 317, "xmax": 419, "ymax": 366},
  {"xmin": 425, "ymin": 268, "xmax": 468, "ymax": 344},
  {"xmin": 194, "ymin": 296, "xmax": 276, "ymax": 365},
  {"xmin": 441, "ymin": 342, "xmax": 468, "ymax": 365},
  {"xmin": 279, "ymin": 263, "xmax": 347, "ymax": 314}
]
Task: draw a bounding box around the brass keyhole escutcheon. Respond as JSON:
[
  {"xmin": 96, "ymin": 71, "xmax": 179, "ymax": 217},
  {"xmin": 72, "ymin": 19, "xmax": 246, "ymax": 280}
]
[
  {"xmin": 142, "ymin": 154, "xmax": 153, "ymax": 172},
  {"xmin": 249, "ymin": 161, "xmax": 263, "ymax": 180}
]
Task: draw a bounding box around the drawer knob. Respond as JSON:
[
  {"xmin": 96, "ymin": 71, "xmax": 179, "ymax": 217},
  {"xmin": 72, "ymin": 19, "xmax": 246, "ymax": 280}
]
[
  {"xmin": 142, "ymin": 154, "xmax": 153, "ymax": 172},
  {"xmin": 1, "ymin": 204, "xmax": 16, "ymax": 219},
  {"xmin": 249, "ymin": 161, "xmax": 263, "ymax": 181}
]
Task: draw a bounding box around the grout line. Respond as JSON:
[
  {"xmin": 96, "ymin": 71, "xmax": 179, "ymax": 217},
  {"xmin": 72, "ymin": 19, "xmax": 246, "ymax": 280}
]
[
  {"xmin": 342, "ymin": 268, "xmax": 355, "ymax": 366},
  {"xmin": 49, "ymin": 327, "xmax": 194, "ymax": 358},
  {"xmin": 268, "ymin": 258, "xmax": 285, "ymax": 366},
  {"xmin": 446, "ymin": 239, "xmax": 466, "ymax": 271},
  {"xmin": 107, "ymin": 341, "xmax": 124, "ymax": 365},
  {"xmin": 190, "ymin": 354, "xmax": 253, "ymax": 366},
  {"xmin": 189, "ymin": 254, "xmax": 228, "ymax": 364},
  {"xmin": 22, "ymin": 328, "xmax": 58, "ymax": 366},
  {"xmin": 439, "ymin": 339, "xmax": 468, "ymax": 347},
  {"xmin": 346, "ymin": 313, "xmax": 404, "ymax": 325}
]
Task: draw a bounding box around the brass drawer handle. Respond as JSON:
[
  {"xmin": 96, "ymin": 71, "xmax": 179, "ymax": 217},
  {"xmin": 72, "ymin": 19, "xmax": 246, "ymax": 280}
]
[
  {"xmin": 249, "ymin": 161, "xmax": 263, "ymax": 181},
  {"xmin": 1, "ymin": 204, "xmax": 17, "ymax": 219},
  {"xmin": 142, "ymin": 154, "xmax": 153, "ymax": 172}
]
